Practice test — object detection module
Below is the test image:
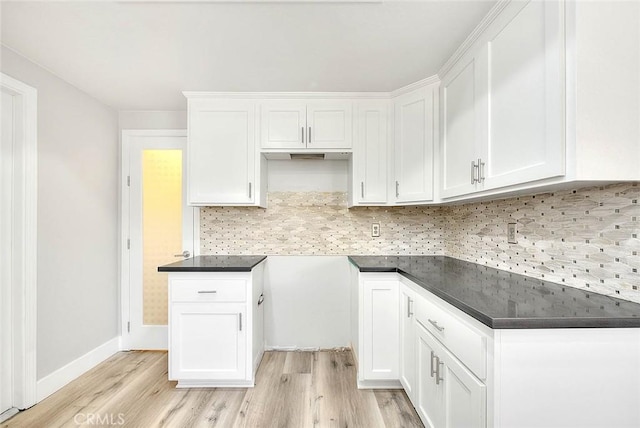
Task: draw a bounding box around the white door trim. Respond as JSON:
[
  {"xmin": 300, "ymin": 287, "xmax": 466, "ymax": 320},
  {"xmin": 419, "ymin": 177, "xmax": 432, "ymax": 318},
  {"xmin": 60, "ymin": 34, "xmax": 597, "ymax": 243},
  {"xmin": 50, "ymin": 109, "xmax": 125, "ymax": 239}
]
[
  {"xmin": 0, "ymin": 73, "xmax": 38, "ymax": 409},
  {"xmin": 120, "ymin": 129, "xmax": 197, "ymax": 350}
]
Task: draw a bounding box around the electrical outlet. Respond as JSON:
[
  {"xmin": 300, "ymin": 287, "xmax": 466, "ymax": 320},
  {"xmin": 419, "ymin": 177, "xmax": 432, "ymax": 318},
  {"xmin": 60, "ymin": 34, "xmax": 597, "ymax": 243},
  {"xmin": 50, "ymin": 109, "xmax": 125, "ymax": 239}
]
[
  {"xmin": 507, "ymin": 222, "xmax": 517, "ymax": 244},
  {"xmin": 371, "ymin": 223, "xmax": 380, "ymax": 237}
]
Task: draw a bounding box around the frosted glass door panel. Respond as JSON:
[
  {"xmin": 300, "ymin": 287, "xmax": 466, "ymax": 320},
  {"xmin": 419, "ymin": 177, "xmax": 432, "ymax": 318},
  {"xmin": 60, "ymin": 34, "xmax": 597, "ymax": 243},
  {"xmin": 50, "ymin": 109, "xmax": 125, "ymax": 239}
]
[{"xmin": 142, "ymin": 150, "xmax": 183, "ymax": 325}]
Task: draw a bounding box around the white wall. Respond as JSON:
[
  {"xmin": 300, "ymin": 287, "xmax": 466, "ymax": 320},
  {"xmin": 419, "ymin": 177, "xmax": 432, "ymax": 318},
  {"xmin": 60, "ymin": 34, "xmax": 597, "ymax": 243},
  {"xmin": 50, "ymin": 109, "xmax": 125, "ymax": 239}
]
[
  {"xmin": 1, "ymin": 46, "xmax": 119, "ymax": 380},
  {"xmin": 118, "ymin": 110, "xmax": 186, "ymax": 131},
  {"xmin": 263, "ymin": 256, "xmax": 351, "ymax": 349},
  {"xmin": 574, "ymin": 0, "xmax": 640, "ymax": 179},
  {"xmin": 267, "ymin": 159, "xmax": 348, "ymax": 192}
]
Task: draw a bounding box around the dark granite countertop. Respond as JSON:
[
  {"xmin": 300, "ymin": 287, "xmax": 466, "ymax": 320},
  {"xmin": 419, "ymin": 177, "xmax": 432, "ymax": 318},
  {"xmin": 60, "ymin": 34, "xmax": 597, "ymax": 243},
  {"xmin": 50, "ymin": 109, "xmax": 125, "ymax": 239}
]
[
  {"xmin": 158, "ymin": 255, "xmax": 266, "ymax": 272},
  {"xmin": 348, "ymin": 255, "xmax": 640, "ymax": 329}
]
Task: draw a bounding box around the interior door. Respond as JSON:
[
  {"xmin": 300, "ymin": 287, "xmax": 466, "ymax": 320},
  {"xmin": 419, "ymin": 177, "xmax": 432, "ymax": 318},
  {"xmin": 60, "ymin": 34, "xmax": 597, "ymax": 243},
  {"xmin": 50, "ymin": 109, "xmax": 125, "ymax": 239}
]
[
  {"xmin": 0, "ymin": 87, "xmax": 14, "ymax": 415},
  {"xmin": 125, "ymin": 131, "xmax": 195, "ymax": 350}
]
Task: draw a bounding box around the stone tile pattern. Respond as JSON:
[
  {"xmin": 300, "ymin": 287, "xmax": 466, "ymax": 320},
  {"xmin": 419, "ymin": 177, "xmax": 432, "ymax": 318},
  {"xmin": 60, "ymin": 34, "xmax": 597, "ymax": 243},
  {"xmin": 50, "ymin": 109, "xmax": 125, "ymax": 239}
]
[
  {"xmin": 200, "ymin": 192, "xmax": 445, "ymax": 256},
  {"xmin": 201, "ymin": 183, "xmax": 640, "ymax": 303},
  {"xmin": 444, "ymin": 183, "xmax": 640, "ymax": 303}
]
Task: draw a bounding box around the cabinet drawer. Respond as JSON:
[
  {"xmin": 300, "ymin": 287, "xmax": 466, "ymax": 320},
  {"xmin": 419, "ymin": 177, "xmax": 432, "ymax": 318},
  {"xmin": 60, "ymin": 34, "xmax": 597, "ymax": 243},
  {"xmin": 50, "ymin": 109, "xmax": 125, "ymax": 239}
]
[
  {"xmin": 170, "ymin": 279, "xmax": 247, "ymax": 303},
  {"xmin": 414, "ymin": 294, "xmax": 487, "ymax": 379}
]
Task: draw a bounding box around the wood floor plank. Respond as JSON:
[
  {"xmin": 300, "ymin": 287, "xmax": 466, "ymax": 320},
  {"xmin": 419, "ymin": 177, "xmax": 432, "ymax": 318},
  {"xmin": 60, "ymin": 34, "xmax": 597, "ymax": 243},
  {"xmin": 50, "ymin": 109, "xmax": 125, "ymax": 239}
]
[
  {"xmin": 283, "ymin": 351, "xmax": 313, "ymax": 374},
  {"xmin": 375, "ymin": 390, "xmax": 424, "ymax": 428},
  {"xmin": 2, "ymin": 351, "xmax": 164, "ymax": 428},
  {"xmin": 232, "ymin": 351, "xmax": 287, "ymax": 428},
  {"xmin": 311, "ymin": 350, "xmax": 386, "ymax": 428},
  {"xmin": 3, "ymin": 350, "xmax": 422, "ymax": 428}
]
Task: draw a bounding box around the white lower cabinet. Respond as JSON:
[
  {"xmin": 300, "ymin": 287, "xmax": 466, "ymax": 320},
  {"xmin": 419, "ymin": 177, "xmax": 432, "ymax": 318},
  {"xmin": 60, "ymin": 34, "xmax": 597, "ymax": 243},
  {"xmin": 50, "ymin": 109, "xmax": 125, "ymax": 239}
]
[
  {"xmin": 416, "ymin": 321, "xmax": 486, "ymax": 428},
  {"xmin": 170, "ymin": 302, "xmax": 247, "ymax": 381},
  {"xmin": 393, "ymin": 276, "xmax": 640, "ymax": 428},
  {"xmin": 167, "ymin": 264, "xmax": 265, "ymax": 388},
  {"xmin": 355, "ymin": 273, "xmax": 400, "ymax": 388},
  {"xmin": 399, "ymin": 286, "xmax": 417, "ymax": 400}
]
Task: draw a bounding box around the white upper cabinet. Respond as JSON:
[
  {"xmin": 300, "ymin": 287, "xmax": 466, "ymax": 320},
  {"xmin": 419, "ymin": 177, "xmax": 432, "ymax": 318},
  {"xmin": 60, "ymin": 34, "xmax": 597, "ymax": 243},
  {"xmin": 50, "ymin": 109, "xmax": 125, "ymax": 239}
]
[
  {"xmin": 187, "ymin": 98, "xmax": 264, "ymax": 206},
  {"xmin": 481, "ymin": 0, "xmax": 565, "ymax": 190},
  {"xmin": 393, "ymin": 84, "xmax": 438, "ymax": 204},
  {"xmin": 260, "ymin": 101, "xmax": 307, "ymax": 149},
  {"xmin": 260, "ymin": 100, "xmax": 352, "ymax": 150},
  {"xmin": 441, "ymin": 49, "xmax": 485, "ymax": 199},
  {"xmin": 350, "ymin": 100, "xmax": 389, "ymax": 206},
  {"xmin": 440, "ymin": 0, "xmax": 565, "ymax": 199}
]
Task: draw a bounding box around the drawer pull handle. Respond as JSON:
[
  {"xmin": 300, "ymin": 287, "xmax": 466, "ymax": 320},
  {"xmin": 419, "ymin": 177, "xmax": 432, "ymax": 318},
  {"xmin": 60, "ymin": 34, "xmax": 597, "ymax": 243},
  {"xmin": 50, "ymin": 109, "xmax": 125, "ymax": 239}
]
[
  {"xmin": 428, "ymin": 319, "xmax": 445, "ymax": 332},
  {"xmin": 430, "ymin": 351, "xmax": 437, "ymax": 378},
  {"xmin": 257, "ymin": 294, "xmax": 264, "ymax": 306},
  {"xmin": 435, "ymin": 356, "xmax": 444, "ymax": 385},
  {"xmin": 197, "ymin": 290, "xmax": 217, "ymax": 294}
]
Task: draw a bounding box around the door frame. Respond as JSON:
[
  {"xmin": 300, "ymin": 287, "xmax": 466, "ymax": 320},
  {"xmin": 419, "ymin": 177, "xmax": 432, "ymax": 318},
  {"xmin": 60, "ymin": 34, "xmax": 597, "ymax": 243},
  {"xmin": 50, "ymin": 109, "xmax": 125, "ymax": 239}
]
[
  {"xmin": 120, "ymin": 129, "xmax": 199, "ymax": 350},
  {"xmin": 0, "ymin": 73, "xmax": 38, "ymax": 410}
]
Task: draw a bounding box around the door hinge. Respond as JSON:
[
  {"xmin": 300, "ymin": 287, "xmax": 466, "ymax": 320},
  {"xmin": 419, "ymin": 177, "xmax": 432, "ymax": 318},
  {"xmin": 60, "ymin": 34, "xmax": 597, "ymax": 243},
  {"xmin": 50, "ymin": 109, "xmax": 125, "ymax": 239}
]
[
  {"xmin": 127, "ymin": 175, "xmax": 130, "ymax": 187},
  {"xmin": 127, "ymin": 321, "xmax": 130, "ymax": 333},
  {"xmin": 127, "ymin": 238, "xmax": 130, "ymax": 250}
]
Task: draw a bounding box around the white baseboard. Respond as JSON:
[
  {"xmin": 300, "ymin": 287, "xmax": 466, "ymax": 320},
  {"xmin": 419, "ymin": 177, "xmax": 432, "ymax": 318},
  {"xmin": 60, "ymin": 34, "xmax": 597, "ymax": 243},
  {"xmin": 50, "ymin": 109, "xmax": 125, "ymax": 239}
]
[{"xmin": 36, "ymin": 336, "xmax": 120, "ymax": 402}]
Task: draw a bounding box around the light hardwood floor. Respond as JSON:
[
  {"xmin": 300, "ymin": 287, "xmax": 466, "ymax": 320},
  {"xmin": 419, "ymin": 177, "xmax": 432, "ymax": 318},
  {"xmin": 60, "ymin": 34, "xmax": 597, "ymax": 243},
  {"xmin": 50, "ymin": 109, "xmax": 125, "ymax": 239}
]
[{"xmin": 3, "ymin": 350, "xmax": 423, "ymax": 428}]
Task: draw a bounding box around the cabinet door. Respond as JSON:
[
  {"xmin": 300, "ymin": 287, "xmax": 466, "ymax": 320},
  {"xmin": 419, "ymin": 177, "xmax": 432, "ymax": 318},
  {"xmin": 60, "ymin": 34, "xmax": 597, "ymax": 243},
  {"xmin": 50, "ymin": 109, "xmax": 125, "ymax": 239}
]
[
  {"xmin": 481, "ymin": 0, "xmax": 565, "ymax": 189},
  {"xmin": 352, "ymin": 100, "xmax": 388, "ymax": 205},
  {"xmin": 188, "ymin": 99, "xmax": 256, "ymax": 205},
  {"xmin": 170, "ymin": 302, "xmax": 247, "ymax": 380},
  {"xmin": 400, "ymin": 286, "xmax": 417, "ymax": 402},
  {"xmin": 260, "ymin": 101, "xmax": 307, "ymax": 149},
  {"xmin": 417, "ymin": 322, "xmax": 487, "ymax": 428},
  {"xmin": 440, "ymin": 49, "xmax": 485, "ymax": 199},
  {"xmin": 442, "ymin": 350, "xmax": 487, "ymax": 428},
  {"xmin": 416, "ymin": 322, "xmax": 445, "ymax": 428},
  {"xmin": 393, "ymin": 86, "xmax": 436, "ymax": 203},
  {"xmin": 307, "ymin": 101, "xmax": 353, "ymax": 149},
  {"xmin": 361, "ymin": 278, "xmax": 399, "ymax": 380}
]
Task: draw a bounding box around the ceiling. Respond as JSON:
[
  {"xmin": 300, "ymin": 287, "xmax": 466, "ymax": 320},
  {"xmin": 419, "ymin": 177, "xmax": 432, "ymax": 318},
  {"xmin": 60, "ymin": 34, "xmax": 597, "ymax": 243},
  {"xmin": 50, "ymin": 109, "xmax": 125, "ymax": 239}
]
[{"xmin": 1, "ymin": 1, "xmax": 495, "ymax": 111}]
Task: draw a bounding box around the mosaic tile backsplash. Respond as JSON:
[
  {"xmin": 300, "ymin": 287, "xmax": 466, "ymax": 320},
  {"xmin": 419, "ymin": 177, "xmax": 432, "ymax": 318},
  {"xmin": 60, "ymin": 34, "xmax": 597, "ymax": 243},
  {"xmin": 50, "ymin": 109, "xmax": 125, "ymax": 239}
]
[
  {"xmin": 200, "ymin": 183, "xmax": 640, "ymax": 303},
  {"xmin": 201, "ymin": 192, "xmax": 445, "ymax": 256}
]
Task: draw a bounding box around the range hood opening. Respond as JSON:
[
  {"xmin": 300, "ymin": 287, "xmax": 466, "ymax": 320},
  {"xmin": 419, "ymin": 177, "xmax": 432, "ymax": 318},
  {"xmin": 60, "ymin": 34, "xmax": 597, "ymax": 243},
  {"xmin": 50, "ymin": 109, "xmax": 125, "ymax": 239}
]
[
  {"xmin": 262, "ymin": 152, "xmax": 352, "ymax": 160},
  {"xmin": 290, "ymin": 153, "xmax": 325, "ymax": 160}
]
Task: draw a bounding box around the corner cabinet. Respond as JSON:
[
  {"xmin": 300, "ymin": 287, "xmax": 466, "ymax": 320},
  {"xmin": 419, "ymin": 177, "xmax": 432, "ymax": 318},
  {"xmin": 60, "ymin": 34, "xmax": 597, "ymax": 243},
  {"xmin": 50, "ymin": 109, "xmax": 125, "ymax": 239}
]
[
  {"xmin": 356, "ymin": 269, "xmax": 640, "ymax": 428},
  {"xmin": 393, "ymin": 84, "xmax": 438, "ymax": 204},
  {"xmin": 168, "ymin": 264, "xmax": 265, "ymax": 388},
  {"xmin": 186, "ymin": 97, "xmax": 266, "ymax": 207}
]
